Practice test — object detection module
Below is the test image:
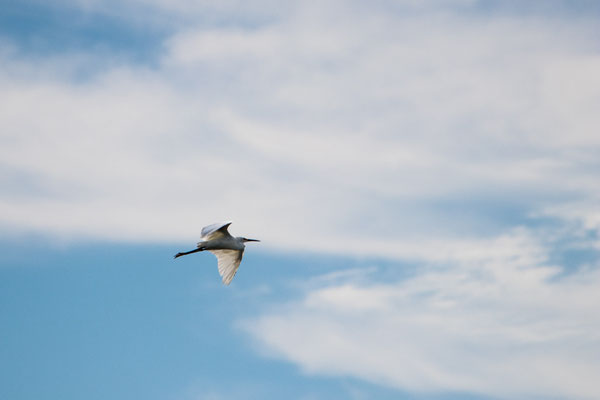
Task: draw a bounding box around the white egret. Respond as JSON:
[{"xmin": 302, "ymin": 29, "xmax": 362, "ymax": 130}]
[{"xmin": 174, "ymin": 221, "xmax": 260, "ymax": 285}]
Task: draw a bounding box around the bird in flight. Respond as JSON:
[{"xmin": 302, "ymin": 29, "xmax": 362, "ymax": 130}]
[{"xmin": 174, "ymin": 221, "xmax": 260, "ymax": 285}]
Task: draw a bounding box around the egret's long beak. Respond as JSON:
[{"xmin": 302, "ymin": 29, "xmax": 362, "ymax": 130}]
[{"xmin": 245, "ymin": 238, "xmax": 260, "ymax": 242}]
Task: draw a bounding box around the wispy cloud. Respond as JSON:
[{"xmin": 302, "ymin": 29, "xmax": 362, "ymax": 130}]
[{"xmin": 242, "ymin": 226, "xmax": 600, "ymax": 399}]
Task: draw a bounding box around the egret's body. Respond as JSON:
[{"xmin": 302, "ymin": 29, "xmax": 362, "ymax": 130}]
[{"xmin": 174, "ymin": 221, "xmax": 259, "ymax": 285}]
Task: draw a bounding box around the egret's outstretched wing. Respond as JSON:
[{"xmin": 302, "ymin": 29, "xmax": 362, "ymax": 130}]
[
  {"xmin": 200, "ymin": 221, "xmax": 233, "ymax": 241},
  {"xmin": 209, "ymin": 249, "xmax": 244, "ymax": 285}
]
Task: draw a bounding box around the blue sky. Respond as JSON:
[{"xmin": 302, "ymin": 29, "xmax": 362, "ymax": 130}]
[{"xmin": 1, "ymin": 1, "xmax": 600, "ymax": 399}]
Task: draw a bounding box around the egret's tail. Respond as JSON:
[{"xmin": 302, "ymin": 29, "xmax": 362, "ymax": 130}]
[{"xmin": 174, "ymin": 247, "xmax": 204, "ymax": 259}]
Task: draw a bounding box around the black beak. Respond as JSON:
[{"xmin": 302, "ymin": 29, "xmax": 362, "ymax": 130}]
[{"xmin": 245, "ymin": 238, "xmax": 260, "ymax": 242}]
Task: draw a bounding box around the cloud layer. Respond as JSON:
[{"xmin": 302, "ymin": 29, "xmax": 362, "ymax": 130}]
[{"xmin": 2, "ymin": 1, "xmax": 599, "ymax": 250}]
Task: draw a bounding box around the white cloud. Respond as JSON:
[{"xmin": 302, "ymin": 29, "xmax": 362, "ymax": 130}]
[
  {"xmin": 242, "ymin": 227, "xmax": 600, "ymax": 399},
  {"xmin": 0, "ymin": 2, "xmax": 599, "ymax": 254}
]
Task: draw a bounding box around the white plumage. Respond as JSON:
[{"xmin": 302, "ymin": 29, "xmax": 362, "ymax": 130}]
[
  {"xmin": 200, "ymin": 221, "xmax": 233, "ymax": 241},
  {"xmin": 174, "ymin": 221, "xmax": 260, "ymax": 285},
  {"xmin": 211, "ymin": 249, "xmax": 243, "ymax": 285}
]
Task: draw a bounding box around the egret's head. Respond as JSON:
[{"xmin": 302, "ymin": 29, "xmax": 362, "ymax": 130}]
[{"xmin": 242, "ymin": 237, "xmax": 260, "ymax": 243}]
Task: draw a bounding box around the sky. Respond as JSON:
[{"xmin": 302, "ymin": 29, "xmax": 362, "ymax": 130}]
[{"xmin": 1, "ymin": 0, "xmax": 599, "ymax": 399}]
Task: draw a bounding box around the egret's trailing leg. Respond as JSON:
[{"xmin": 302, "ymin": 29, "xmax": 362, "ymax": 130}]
[{"xmin": 174, "ymin": 247, "xmax": 204, "ymax": 259}]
